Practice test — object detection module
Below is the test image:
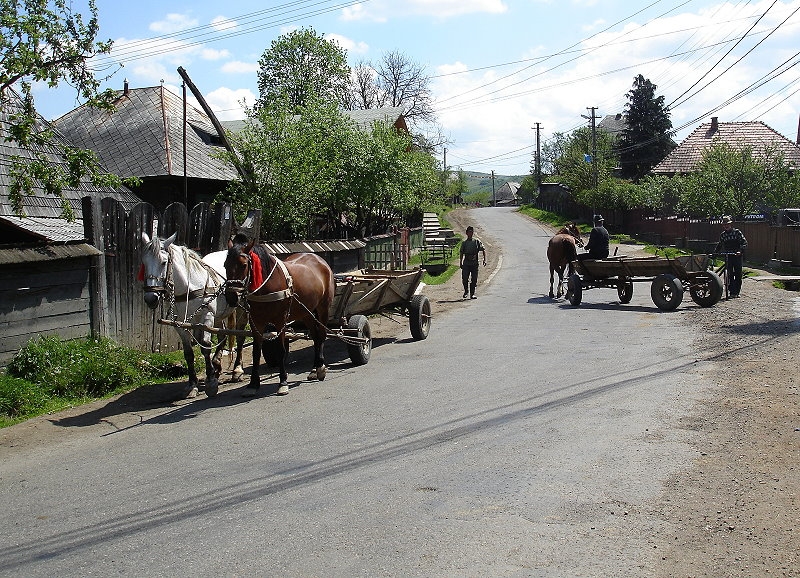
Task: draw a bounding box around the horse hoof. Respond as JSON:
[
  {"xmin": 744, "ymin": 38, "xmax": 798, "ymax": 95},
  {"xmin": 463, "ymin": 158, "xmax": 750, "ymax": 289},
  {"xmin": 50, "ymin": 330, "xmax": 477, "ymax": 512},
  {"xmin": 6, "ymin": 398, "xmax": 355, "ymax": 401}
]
[
  {"xmin": 232, "ymin": 367, "xmax": 244, "ymax": 382},
  {"xmin": 241, "ymin": 386, "xmax": 259, "ymax": 398},
  {"xmin": 307, "ymin": 369, "xmax": 317, "ymax": 381},
  {"xmin": 277, "ymin": 384, "xmax": 289, "ymax": 396},
  {"xmin": 206, "ymin": 382, "xmax": 219, "ymax": 398},
  {"xmin": 184, "ymin": 386, "xmax": 199, "ymax": 399},
  {"xmin": 316, "ymin": 365, "xmax": 327, "ymax": 381}
]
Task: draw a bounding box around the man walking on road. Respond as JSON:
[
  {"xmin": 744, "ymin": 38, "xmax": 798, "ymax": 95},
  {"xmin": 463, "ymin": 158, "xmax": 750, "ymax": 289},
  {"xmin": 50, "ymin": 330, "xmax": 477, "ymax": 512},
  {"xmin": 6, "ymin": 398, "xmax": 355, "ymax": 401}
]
[{"xmin": 459, "ymin": 225, "xmax": 486, "ymax": 299}]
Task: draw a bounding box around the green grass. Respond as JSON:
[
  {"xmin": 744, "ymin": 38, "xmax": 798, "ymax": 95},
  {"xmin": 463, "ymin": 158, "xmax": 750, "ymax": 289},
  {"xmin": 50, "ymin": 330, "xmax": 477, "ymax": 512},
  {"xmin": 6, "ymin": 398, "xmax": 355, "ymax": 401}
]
[{"xmin": 1, "ymin": 336, "xmax": 188, "ymax": 428}]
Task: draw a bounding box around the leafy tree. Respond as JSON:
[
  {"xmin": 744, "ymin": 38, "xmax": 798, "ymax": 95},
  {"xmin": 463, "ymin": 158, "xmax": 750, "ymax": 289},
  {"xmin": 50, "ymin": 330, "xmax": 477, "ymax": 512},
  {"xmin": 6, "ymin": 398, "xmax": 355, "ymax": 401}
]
[
  {"xmin": 677, "ymin": 140, "xmax": 800, "ymax": 217},
  {"xmin": 550, "ymin": 127, "xmax": 618, "ymax": 195},
  {"xmin": 255, "ymin": 27, "xmax": 351, "ymax": 114},
  {"xmin": 217, "ymin": 96, "xmax": 439, "ymax": 239},
  {"xmin": 619, "ymin": 75, "xmax": 675, "ymax": 181},
  {"xmin": 1, "ymin": 0, "xmax": 132, "ymax": 220},
  {"xmin": 518, "ymin": 174, "xmax": 539, "ymax": 205},
  {"xmin": 446, "ymin": 168, "xmax": 469, "ymax": 204}
]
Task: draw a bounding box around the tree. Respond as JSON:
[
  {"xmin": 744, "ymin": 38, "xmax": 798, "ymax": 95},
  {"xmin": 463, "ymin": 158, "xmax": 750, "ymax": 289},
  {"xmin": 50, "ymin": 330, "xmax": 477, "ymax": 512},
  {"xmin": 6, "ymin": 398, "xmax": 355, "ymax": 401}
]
[
  {"xmin": 217, "ymin": 96, "xmax": 440, "ymax": 239},
  {"xmin": 347, "ymin": 50, "xmax": 443, "ymax": 153},
  {"xmin": 677, "ymin": 141, "xmax": 800, "ymax": 218},
  {"xmin": 1, "ymin": 0, "xmax": 130, "ymax": 219},
  {"xmin": 619, "ymin": 75, "xmax": 675, "ymax": 181},
  {"xmin": 255, "ymin": 27, "xmax": 351, "ymax": 114}
]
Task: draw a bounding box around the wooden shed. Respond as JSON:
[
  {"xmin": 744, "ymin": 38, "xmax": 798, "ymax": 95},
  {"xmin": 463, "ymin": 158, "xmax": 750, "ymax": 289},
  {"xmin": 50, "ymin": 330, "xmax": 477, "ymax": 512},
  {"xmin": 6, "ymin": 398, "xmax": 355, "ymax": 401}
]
[{"xmin": 1, "ymin": 88, "xmax": 143, "ymax": 364}]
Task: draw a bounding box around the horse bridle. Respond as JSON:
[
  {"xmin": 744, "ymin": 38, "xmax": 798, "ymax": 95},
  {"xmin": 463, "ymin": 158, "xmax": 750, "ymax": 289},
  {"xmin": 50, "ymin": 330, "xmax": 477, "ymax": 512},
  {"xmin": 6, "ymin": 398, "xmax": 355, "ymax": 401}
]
[
  {"xmin": 143, "ymin": 245, "xmax": 224, "ymax": 317},
  {"xmin": 227, "ymin": 249, "xmax": 294, "ymax": 304}
]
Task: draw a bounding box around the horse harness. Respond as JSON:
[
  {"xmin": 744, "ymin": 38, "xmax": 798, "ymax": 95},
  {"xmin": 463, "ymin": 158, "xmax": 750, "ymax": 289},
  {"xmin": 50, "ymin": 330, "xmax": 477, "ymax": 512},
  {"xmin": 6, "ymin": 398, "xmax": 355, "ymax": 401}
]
[{"xmin": 144, "ymin": 245, "xmax": 226, "ymax": 320}]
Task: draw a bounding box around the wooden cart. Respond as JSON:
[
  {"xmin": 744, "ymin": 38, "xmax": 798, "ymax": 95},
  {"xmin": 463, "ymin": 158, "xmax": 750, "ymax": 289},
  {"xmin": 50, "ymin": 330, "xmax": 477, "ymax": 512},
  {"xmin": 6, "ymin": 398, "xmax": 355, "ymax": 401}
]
[
  {"xmin": 566, "ymin": 254, "xmax": 723, "ymax": 311},
  {"xmin": 158, "ymin": 267, "xmax": 430, "ymax": 368},
  {"xmin": 329, "ymin": 267, "xmax": 431, "ymax": 365}
]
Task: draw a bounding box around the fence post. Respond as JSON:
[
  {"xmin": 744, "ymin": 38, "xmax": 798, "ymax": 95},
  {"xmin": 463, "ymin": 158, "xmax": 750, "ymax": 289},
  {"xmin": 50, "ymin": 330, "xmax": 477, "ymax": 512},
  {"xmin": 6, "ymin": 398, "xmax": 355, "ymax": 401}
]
[{"xmin": 82, "ymin": 196, "xmax": 110, "ymax": 339}]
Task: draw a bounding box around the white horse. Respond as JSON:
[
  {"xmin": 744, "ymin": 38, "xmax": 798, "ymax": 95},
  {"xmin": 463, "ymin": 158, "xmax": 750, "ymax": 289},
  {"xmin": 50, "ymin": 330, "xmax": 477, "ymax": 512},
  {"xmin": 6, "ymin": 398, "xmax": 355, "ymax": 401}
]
[{"xmin": 139, "ymin": 232, "xmax": 246, "ymax": 398}]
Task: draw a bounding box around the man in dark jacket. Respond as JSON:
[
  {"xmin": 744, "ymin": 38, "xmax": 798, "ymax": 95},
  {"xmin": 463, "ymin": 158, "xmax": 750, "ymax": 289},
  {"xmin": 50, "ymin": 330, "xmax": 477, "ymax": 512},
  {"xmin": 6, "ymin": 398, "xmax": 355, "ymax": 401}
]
[
  {"xmin": 715, "ymin": 215, "xmax": 747, "ymax": 297},
  {"xmin": 577, "ymin": 214, "xmax": 610, "ymax": 261}
]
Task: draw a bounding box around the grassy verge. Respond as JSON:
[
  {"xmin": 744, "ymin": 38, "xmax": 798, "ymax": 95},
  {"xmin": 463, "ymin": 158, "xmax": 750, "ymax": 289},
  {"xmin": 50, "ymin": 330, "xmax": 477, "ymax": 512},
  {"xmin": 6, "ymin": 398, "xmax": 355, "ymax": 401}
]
[{"xmin": 1, "ymin": 336, "xmax": 187, "ymax": 428}]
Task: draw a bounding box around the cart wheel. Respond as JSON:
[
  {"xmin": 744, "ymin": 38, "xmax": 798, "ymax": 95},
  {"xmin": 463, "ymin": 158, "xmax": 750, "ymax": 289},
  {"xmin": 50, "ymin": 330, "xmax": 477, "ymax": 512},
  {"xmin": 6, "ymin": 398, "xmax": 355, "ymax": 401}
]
[
  {"xmin": 409, "ymin": 294, "xmax": 431, "ymax": 340},
  {"xmin": 689, "ymin": 271, "xmax": 723, "ymax": 307},
  {"xmin": 346, "ymin": 315, "xmax": 371, "ymax": 365},
  {"xmin": 617, "ymin": 278, "xmax": 634, "ymax": 304},
  {"xmin": 651, "ymin": 274, "xmax": 684, "ymax": 311},
  {"xmin": 567, "ymin": 273, "xmax": 582, "ymax": 306}
]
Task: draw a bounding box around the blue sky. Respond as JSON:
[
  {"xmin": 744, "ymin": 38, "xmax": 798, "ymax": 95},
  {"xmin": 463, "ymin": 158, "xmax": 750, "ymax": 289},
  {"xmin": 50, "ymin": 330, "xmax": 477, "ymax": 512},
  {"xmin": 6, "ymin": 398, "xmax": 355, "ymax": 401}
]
[{"xmin": 34, "ymin": 0, "xmax": 800, "ymax": 176}]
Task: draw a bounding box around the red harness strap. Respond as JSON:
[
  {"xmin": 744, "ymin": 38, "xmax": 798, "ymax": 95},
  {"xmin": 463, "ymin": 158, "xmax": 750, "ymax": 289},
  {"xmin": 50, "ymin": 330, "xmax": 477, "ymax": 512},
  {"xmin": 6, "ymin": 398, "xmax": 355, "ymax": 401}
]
[
  {"xmin": 249, "ymin": 251, "xmax": 263, "ymax": 291},
  {"xmin": 137, "ymin": 264, "xmax": 145, "ymax": 282}
]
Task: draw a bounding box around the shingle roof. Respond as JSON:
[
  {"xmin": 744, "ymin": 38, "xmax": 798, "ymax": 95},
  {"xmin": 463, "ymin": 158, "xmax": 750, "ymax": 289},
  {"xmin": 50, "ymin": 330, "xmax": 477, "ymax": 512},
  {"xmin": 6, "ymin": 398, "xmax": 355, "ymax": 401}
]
[
  {"xmin": 652, "ymin": 118, "xmax": 800, "ymax": 175},
  {"xmin": 0, "ymin": 87, "xmax": 142, "ymax": 228},
  {"xmin": 598, "ymin": 113, "xmax": 627, "ymax": 136},
  {"xmin": 53, "ymin": 85, "xmax": 238, "ymax": 181},
  {"xmin": 220, "ymin": 106, "xmax": 407, "ymax": 135}
]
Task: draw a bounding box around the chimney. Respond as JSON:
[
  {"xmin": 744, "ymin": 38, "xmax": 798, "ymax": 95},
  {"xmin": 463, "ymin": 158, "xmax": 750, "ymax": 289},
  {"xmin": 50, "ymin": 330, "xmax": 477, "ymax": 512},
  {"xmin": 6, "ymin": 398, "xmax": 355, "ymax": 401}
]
[
  {"xmin": 710, "ymin": 116, "xmax": 718, "ymax": 133},
  {"xmin": 123, "ymin": 78, "xmax": 129, "ymax": 96}
]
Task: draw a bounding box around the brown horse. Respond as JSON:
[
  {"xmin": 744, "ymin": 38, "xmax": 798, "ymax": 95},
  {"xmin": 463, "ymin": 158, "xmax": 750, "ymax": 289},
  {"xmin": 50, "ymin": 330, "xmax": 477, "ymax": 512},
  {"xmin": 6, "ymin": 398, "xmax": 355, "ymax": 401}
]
[
  {"xmin": 547, "ymin": 222, "xmax": 584, "ymax": 298},
  {"xmin": 224, "ymin": 239, "xmax": 334, "ymax": 396}
]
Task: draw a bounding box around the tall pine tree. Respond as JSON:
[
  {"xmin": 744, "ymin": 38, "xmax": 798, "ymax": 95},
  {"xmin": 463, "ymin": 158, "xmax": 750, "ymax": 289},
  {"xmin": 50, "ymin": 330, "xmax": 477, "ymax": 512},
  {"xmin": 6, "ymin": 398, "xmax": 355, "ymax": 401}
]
[{"xmin": 619, "ymin": 75, "xmax": 675, "ymax": 181}]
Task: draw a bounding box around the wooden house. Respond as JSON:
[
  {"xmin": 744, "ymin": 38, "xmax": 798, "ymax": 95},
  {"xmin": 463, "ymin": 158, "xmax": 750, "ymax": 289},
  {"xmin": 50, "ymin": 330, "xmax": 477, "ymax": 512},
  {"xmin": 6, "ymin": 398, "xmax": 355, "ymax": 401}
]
[
  {"xmin": 52, "ymin": 82, "xmax": 238, "ymax": 211},
  {"xmin": 0, "ymin": 88, "xmax": 143, "ymax": 364}
]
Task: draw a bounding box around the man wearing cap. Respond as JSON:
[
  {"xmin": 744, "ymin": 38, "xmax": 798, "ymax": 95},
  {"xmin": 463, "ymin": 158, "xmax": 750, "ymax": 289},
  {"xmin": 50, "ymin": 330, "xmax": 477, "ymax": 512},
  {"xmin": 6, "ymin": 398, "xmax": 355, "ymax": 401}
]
[
  {"xmin": 715, "ymin": 216, "xmax": 747, "ymax": 297},
  {"xmin": 459, "ymin": 225, "xmax": 486, "ymax": 299},
  {"xmin": 577, "ymin": 214, "xmax": 610, "ymax": 262}
]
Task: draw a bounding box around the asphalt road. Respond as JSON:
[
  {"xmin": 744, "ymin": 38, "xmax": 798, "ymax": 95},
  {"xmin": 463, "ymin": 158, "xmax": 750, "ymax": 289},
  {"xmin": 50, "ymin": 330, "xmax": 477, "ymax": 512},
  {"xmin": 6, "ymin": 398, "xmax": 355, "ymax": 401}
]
[{"xmin": 0, "ymin": 207, "xmax": 712, "ymax": 577}]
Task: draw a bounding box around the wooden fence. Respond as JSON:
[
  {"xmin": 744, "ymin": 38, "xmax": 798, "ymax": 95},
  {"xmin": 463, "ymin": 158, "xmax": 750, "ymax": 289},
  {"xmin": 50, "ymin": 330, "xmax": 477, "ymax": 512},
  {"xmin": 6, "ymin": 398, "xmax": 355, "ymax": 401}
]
[
  {"xmin": 622, "ymin": 213, "xmax": 800, "ymax": 266},
  {"xmin": 80, "ymin": 197, "xmax": 420, "ymax": 355}
]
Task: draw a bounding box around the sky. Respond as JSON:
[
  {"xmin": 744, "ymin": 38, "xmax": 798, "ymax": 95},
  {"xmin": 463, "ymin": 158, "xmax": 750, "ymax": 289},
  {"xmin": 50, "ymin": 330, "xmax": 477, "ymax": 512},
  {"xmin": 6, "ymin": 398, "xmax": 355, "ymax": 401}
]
[{"xmin": 32, "ymin": 0, "xmax": 800, "ymax": 176}]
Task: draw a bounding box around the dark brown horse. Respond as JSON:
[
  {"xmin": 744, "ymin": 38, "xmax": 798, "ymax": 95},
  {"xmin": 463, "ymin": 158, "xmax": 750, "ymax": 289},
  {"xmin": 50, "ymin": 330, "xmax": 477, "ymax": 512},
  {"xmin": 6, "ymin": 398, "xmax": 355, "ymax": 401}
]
[
  {"xmin": 224, "ymin": 239, "xmax": 335, "ymax": 396},
  {"xmin": 547, "ymin": 222, "xmax": 584, "ymax": 298}
]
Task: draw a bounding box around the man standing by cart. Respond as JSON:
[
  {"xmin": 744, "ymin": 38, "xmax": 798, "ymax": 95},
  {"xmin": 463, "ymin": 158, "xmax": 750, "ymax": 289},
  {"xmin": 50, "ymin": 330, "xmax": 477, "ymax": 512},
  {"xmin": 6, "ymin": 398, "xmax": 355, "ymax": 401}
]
[
  {"xmin": 460, "ymin": 226, "xmax": 486, "ymax": 299},
  {"xmin": 715, "ymin": 215, "xmax": 747, "ymax": 297}
]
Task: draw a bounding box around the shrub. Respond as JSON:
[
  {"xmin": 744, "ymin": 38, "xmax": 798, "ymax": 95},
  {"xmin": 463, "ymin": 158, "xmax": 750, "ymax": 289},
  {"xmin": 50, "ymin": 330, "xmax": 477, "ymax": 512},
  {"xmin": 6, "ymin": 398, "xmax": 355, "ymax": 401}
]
[{"xmin": 0, "ymin": 374, "xmax": 48, "ymax": 418}]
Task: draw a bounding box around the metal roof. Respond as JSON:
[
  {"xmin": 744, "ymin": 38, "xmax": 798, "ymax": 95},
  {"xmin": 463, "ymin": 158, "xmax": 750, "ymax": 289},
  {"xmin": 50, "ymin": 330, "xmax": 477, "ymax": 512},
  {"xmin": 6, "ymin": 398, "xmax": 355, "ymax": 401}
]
[{"xmin": 0, "ymin": 215, "xmax": 86, "ymax": 242}]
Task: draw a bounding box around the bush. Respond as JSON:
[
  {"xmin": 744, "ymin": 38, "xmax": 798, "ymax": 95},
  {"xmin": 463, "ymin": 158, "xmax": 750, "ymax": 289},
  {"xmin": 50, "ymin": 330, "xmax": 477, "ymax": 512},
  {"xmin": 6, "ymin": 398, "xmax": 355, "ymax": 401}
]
[
  {"xmin": 0, "ymin": 374, "xmax": 48, "ymax": 418},
  {"xmin": 7, "ymin": 336, "xmax": 155, "ymax": 397},
  {"xmin": 2, "ymin": 337, "xmax": 189, "ymax": 426}
]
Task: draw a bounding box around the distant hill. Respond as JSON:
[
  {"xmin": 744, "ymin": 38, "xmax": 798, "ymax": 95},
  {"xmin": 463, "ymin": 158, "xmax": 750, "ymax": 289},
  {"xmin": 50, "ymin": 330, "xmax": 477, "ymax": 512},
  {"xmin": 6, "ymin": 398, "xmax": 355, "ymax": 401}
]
[{"xmin": 458, "ymin": 171, "xmax": 527, "ymax": 202}]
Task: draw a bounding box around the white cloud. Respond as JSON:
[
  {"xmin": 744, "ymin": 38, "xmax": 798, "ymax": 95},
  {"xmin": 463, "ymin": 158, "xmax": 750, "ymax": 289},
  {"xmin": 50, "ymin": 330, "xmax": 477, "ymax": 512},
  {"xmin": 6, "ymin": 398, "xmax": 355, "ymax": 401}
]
[
  {"xmin": 149, "ymin": 13, "xmax": 198, "ymax": 34},
  {"xmin": 205, "ymin": 87, "xmax": 256, "ymax": 120},
  {"xmin": 211, "ymin": 16, "xmax": 237, "ymax": 32},
  {"xmin": 341, "ymin": 0, "xmax": 507, "ymax": 21},
  {"xmin": 326, "ymin": 33, "xmax": 369, "ymax": 55},
  {"xmin": 200, "ymin": 48, "xmax": 231, "ymax": 61},
  {"xmin": 221, "ymin": 60, "xmax": 259, "ymax": 74}
]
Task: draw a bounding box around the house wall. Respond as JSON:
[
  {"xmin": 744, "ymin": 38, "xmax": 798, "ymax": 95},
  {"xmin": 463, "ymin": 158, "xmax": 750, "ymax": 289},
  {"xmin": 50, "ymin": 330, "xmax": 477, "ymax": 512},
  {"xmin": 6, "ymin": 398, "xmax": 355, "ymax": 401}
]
[{"xmin": 0, "ymin": 258, "xmax": 93, "ymax": 364}]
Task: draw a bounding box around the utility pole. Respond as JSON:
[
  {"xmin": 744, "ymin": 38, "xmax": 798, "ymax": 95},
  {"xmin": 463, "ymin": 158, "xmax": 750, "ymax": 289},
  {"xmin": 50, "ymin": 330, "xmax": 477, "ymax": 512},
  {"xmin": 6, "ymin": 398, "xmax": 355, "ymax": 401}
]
[
  {"xmin": 585, "ymin": 107, "xmax": 598, "ymax": 189},
  {"xmin": 491, "ymin": 170, "xmax": 496, "ymax": 206},
  {"xmin": 532, "ymin": 123, "xmax": 542, "ymax": 193}
]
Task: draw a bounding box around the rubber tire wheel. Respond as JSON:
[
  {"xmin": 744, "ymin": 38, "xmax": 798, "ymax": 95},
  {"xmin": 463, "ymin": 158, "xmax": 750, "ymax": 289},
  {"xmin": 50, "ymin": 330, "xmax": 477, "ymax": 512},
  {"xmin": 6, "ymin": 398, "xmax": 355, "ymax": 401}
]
[
  {"xmin": 409, "ymin": 294, "xmax": 431, "ymax": 340},
  {"xmin": 651, "ymin": 274, "xmax": 684, "ymax": 311},
  {"xmin": 617, "ymin": 278, "xmax": 634, "ymax": 304},
  {"xmin": 689, "ymin": 271, "xmax": 723, "ymax": 307},
  {"xmin": 567, "ymin": 273, "xmax": 582, "ymax": 306},
  {"xmin": 346, "ymin": 314, "xmax": 372, "ymax": 365}
]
